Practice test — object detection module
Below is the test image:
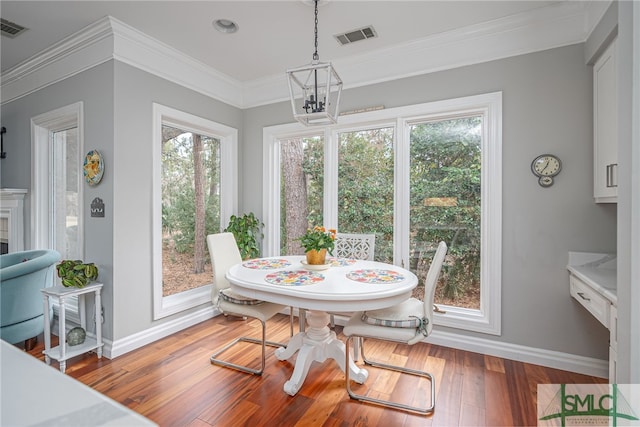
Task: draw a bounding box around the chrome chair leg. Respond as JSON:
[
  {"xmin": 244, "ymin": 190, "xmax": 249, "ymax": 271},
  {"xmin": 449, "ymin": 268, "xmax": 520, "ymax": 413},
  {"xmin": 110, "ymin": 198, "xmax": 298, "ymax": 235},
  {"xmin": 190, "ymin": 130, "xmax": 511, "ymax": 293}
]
[
  {"xmin": 210, "ymin": 318, "xmax": 284, "ymax": 375},
  {"xmin": 345, "ymin": 336, "xmax": 435, "ymax": 414}
]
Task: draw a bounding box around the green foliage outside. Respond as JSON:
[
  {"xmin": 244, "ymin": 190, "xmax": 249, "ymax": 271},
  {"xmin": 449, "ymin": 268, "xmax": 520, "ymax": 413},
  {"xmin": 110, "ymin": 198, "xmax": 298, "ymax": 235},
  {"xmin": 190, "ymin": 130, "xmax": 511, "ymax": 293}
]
[
  {"xmin": 161, "ymin": 129, "xmax": 221, "ymax": 254},
  {"xmin": 409, "ymin": 117, "xmax": 481, "ymax": 303},
  {"xmin": 282, "ymin": 117, "xmax": 482, "ymax": 307}
]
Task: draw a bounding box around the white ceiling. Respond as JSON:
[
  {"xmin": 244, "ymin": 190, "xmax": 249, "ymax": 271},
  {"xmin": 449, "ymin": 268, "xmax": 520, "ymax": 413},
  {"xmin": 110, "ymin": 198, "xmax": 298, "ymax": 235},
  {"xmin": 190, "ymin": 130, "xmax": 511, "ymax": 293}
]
[{"xmin": 0, "ymin": 0, "xmax": 606, "ymax": 84}]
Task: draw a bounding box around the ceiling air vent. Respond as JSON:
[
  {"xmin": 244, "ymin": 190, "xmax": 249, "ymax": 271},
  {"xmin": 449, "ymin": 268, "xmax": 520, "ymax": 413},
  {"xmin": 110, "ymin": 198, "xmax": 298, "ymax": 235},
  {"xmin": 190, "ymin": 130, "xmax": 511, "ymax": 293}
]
[
  {"xmin": 1, "ymin": 18, "xmax": 28, "ymax": 38},
  {"xmin": 334, "ymin": 25, "xmax": 377, "ymax": 46}
]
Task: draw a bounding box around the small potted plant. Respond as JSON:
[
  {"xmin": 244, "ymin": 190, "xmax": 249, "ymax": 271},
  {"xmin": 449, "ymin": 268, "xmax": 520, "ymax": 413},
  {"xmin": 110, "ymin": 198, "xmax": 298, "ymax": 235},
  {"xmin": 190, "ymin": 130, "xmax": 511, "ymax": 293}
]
[
  {"xmin": 224, "ymin": 213, "xmax": 263, "ymax": 260},
  {"xmin": 56, "ymin": 259, "xmax": 99, "ymax": 288},
  {"xmin": 298, "ymin": 226, "xmax": 336, "ymax": 265}
]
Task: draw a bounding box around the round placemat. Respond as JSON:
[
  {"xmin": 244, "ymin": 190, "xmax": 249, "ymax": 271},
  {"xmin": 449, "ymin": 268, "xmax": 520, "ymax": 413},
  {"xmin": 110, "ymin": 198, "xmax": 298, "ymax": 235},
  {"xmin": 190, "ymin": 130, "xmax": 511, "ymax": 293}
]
[
  {"xmin": 264, "ymin": 270, "xmax": 325, "ymax": 286},
  {"xmin": 243, "ymin": 258, "xmax": 292, "ymax": 269},
  {"xmin": 328, "ymin": 257, "xmax": 358, "ymax": 267},
  {"xmin": 346, "ymin": 269, "xmax": 405, "ymax": 284}
]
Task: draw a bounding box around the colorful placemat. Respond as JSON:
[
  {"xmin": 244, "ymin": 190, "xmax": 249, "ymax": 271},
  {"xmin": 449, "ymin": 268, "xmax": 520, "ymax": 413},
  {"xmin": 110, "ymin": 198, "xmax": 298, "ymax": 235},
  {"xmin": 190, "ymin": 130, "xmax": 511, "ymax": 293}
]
[
  {"xmin": 328, "ymin": 257, "xmax": 358, "ymax": 267},
  {"xmin": 346, "ymin": 269, "xmax": 405, "ymax": 284},
  {"xmin": 264, "ymin": 270, "xmax": 325, "ymax": 286},
  {"xmin": 242, "ymin": 258, "xmax": 292, "ymax": 269}
]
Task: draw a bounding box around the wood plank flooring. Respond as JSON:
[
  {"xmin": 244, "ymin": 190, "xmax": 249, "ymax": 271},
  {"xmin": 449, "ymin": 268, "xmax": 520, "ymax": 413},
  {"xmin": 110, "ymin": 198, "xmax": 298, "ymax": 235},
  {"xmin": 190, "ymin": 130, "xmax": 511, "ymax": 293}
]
[{"xmin": 22, "ymin": 314, "xmax": 606, "ymax": 426}]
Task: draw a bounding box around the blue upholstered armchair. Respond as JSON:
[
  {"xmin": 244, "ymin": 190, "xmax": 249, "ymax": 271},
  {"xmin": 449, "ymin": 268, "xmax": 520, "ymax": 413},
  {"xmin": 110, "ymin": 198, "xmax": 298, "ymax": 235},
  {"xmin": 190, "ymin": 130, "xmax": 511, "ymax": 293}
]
[{"xmin": 0, "ymin": 249, "xmax": 61, "ymax": 349}]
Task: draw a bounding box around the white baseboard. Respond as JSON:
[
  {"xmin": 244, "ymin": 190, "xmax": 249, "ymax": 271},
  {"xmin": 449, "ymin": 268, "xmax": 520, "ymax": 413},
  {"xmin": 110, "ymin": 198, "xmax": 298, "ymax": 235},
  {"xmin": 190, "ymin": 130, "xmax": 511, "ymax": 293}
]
[
  {"xmin": 101, "ymin": 308, "xmax": 607, "ymax": 379},
  {"xmin": 330, "ymin": 314, "xmax": 608, "ymax": 379},
  {"xmin": 427, "ymin": 329, "xmax": 609, "ymax": 379},
  {"xmin": 106, "ymin": 306, "xmax": 217, "ymax": 359}
]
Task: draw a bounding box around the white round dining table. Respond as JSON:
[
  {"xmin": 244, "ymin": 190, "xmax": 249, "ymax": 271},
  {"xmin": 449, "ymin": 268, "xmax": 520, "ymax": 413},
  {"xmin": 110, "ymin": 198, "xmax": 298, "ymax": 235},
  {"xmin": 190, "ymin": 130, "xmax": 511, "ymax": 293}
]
[{"xmin": 225, "ymin": 255, "xmax": 418, "ymax": 396}]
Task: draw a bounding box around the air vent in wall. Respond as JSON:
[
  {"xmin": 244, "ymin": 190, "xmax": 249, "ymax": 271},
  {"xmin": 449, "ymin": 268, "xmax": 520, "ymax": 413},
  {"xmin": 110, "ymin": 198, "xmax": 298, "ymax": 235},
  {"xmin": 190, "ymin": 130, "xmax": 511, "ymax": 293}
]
[
  {"xmin": 1, "ymin": 18, "xmax": 28, "ymax": 38},
  {"xmin": 334, "ymin": 26, "xmax": 377, "ymax": 46}
]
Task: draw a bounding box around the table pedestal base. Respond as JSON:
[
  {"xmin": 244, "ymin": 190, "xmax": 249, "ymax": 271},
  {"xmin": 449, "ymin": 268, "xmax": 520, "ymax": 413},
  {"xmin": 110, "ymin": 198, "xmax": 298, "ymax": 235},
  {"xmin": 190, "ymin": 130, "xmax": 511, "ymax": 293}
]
[{"xmin": 275, "ymin": 310, "xmax": 368, "ymax": 396}]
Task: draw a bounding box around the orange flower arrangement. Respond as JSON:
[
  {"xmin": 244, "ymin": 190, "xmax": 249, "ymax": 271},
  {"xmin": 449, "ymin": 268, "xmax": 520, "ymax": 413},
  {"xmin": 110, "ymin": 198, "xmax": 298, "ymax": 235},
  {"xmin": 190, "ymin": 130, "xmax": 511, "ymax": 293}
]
[{"xmin": 298, "ymin": 226, "xmax": 337, "ymax": 255}]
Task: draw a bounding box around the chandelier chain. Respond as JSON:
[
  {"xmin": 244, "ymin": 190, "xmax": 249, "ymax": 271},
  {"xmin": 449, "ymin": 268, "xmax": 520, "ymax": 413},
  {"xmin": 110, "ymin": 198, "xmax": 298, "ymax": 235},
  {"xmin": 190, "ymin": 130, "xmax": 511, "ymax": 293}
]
[{"xmin": 313, "ymin": 0, "xmax": 319, "ymax": 61}]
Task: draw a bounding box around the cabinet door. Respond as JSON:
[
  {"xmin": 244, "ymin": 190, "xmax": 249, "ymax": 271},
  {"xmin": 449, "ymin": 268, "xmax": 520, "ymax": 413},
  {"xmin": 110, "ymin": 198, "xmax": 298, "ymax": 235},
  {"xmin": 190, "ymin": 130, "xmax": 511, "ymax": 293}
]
[{"xmin": 593, "ymin": 39, "xmax": 618, "ymax": 203}]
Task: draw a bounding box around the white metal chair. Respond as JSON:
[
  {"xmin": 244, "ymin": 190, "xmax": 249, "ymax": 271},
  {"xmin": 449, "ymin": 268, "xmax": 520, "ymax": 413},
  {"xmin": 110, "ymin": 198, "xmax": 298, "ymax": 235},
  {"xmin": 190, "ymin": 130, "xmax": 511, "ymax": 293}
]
[
  {"xmin": 334, "ymin": 233, "xmax": 376, "ymax": 261},
  {"xmin": 207, "ymin": 232, "xmax": 286, "ymax": 375},
  {"xmin": 329, "ymin": 233, "xmax": 376, "ymax": 328},
  {"xmin": 343, "ymin": 241, "xmax": 447, "ymax": 414}
]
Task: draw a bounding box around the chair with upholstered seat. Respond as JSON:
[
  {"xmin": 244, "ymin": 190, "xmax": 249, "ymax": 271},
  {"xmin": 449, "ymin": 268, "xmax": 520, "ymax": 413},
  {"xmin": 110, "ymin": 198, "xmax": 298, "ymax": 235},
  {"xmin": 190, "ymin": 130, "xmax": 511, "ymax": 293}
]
[
  {"xmin": 207, "ymin": 232, "xmax": 286, "ymax": 375},
  {"xmin": 0, "ymin": 249, "xmax": 61, "ymax": 350},
  {"xmin": 343, "ymin": 241, "xmax": 447, "ymax": 414}
]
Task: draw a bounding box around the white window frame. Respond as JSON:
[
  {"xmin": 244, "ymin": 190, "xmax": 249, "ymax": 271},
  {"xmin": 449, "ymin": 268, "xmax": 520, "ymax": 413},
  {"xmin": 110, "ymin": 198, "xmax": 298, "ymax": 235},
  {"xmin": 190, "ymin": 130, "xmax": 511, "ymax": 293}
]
[
  {"xmin": 152, "ymin": 103, "xmax": 237, "ymax": 319},
  {"xmin": 31, "ymin": 102, "xmax": 84, "ymax": 322},
  {"xmin": 263, "ymin": 92, "xmax": 502, "ymax": 335}
]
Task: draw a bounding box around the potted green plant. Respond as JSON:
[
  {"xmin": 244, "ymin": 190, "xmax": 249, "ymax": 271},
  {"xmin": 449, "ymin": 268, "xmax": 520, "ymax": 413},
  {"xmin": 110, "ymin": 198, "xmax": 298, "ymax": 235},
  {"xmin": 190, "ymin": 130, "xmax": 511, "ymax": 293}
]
[
  {"xmin": 56, "ymin": 259, "xmax": 99, "ymax": 288},
  {"xmin": 224, "ymin": 213, "xmax": 263, "ymax": 260},
  {"xmin": 298, "ymin": 226, "xmax": 336, "ymax": 265}
]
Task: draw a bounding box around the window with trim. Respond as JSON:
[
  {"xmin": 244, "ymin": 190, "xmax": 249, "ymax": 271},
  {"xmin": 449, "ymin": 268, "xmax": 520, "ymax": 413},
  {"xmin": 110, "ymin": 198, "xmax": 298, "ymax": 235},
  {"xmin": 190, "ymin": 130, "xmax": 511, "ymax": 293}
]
[
  {"xmin": 32, "ymin": 102, "xmax": 84, "ymax": 322},
  {"xmin": 152, "ymin": 104, "xmax": 237, "ymax": 319},
  {"xmin": 263, "ymin": 92, "xmax": 502, "ymax": 335}
]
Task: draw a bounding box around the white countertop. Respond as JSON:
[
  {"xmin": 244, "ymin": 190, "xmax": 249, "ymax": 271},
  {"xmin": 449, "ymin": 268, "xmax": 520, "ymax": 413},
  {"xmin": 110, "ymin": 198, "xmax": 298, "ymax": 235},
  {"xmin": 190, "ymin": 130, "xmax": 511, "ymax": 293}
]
[
  {"xmin": 0, "ymin": 340, "xmax": 157, "ymax": 427},
  {"xmin": 567, "ymin": 252, "xmax": 617, "ymax": 305}
]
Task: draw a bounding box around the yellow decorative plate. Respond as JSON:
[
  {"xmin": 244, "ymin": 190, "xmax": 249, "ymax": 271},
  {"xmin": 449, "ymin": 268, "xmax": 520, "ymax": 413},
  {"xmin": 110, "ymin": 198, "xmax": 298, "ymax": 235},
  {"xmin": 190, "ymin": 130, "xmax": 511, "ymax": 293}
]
[{"xmin": 84, "ymin": 150, "xmax": 104, "ymax": 185}]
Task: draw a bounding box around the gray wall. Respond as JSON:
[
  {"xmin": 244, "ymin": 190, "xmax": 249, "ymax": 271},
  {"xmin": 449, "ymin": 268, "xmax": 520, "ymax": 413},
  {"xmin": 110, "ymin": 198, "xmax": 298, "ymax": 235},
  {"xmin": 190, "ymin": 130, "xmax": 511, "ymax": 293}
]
[
  {"xmin": 243, "ymin": 44, "xmax": 617, "ymax": 359},
  {"xmin": 0, "ymin": 62, "xmax": 116, "ymax": 338},
  {"xmin": 110, "ymin": 61, "xmax": 243, "ymax": 339},
  {"xmin": 613, "ymin": 0, "xmax": 636, "ymax": 383},
  {"xmin": 1, "ymin": 40, "xmax": 618, "ymax": 360},
  {"xmin": 1, "ymin": 60, "xmax": 243, "ymax": 342}
]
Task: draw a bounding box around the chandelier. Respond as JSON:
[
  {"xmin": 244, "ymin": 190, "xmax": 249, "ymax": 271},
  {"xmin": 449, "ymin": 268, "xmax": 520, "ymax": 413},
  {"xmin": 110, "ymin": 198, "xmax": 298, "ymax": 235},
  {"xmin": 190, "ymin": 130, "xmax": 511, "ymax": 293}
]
[{"xmin": 286, "ymin": 0, "xmax": 343, "ymax": 126}]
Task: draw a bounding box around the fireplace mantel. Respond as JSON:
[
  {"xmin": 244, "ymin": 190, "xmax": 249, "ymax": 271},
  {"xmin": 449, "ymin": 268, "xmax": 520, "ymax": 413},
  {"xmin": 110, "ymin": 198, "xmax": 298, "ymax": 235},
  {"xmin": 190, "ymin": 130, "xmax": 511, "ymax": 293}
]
[{"xmin": 0, "ymin": 188, "xmax": 28, "ymax": 254}]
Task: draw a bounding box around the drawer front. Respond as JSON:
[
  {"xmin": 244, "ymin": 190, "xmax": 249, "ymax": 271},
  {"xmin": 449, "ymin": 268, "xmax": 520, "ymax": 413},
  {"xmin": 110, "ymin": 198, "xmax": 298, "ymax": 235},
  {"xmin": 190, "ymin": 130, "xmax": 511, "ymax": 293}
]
[{"xmin": 570, "ymin": 275, "xmax": 610, "ymax": 328}]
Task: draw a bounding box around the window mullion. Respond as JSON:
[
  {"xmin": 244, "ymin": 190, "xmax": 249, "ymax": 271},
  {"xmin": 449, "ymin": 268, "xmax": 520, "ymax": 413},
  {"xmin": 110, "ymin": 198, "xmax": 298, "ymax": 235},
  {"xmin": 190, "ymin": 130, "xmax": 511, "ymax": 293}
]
[
  {"xmin": 324, "ymin": 128, "xmax": 339, "ymax": 230},
  {"xmin": 394, "ymin": 118, "xmax": 410, "ymax": 269}
]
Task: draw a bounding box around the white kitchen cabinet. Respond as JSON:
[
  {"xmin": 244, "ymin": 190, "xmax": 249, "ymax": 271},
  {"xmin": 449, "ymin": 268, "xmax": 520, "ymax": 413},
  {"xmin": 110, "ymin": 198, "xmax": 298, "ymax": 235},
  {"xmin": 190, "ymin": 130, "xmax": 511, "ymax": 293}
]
[
  {"xmin": 570, "ymin": 274, "xmax": 611, "ymax": 328},
  {"xmin": 609, "ymin": 305, "xmax": 618, "ymax": 382},
  {"xmin": 593, "ymin": 38, "xmax": 618, "ymax": 203},
  {"xmin": 567, "ymin": 252, "xmax": 617, "ymax": 382}
]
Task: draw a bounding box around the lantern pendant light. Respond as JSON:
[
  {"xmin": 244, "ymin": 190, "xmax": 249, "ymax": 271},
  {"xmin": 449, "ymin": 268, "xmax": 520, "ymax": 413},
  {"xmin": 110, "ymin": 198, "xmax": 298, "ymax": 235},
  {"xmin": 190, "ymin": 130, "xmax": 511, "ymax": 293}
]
[{"xmin": 286, "ymin": 0, "xmax": 342, "ymax": 126}]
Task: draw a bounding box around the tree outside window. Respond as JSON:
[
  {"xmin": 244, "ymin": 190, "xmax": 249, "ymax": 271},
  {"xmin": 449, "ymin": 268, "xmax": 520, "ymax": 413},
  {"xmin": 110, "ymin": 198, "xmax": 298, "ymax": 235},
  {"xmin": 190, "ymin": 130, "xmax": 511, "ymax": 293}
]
[{"xmin": 161, "ymin": 125, "xmax": 220, "ymax": 297}]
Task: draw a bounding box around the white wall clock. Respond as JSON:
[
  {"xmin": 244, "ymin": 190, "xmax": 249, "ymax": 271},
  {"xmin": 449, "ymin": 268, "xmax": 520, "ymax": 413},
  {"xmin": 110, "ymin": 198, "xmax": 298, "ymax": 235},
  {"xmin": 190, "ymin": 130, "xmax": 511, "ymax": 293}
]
[{"xmin": 531, "ymin": 154, "xmax": 561, "ymax": 187}]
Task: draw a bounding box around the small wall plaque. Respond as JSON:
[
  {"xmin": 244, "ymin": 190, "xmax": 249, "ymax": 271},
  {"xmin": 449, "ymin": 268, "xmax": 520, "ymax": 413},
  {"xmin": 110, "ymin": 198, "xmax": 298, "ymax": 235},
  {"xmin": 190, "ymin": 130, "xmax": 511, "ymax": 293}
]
[{"xmin": 91, "ymin": 197, "xmax": 105, "ymax": 217}]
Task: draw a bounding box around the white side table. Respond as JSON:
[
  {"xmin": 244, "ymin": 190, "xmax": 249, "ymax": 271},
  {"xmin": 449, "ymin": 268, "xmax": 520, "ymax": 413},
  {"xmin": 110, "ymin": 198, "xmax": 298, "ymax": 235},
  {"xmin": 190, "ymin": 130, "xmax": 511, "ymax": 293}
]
[{"xmin": 41, "ymin": 283, "xmax": 103, "ymax": 373}]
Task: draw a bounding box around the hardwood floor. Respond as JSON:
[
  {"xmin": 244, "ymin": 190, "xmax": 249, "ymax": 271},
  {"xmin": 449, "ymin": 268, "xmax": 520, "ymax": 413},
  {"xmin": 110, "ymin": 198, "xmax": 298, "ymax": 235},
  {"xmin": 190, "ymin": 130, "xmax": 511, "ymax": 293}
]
[{"xmin": 23, "ymin": 314, "xmax": 606, "ymax": 426}]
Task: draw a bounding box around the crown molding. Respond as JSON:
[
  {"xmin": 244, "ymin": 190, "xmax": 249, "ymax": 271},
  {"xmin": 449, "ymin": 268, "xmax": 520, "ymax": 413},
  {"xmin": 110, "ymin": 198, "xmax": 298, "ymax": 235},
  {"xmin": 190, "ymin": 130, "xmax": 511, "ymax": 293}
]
[
  {"xmin": 2, "ymin": 2, "xmax": 594, "ymax": 108},
  {"xmin": 0, "ymin": 16, "xmax": 244, "ymax": 107},
  {"xmin": 109, "ymin": 18, "xmax": 244, "ymax": 108},
  {"xmin": 0, "ymin": 17, "xmax": 114, "ymax": 105},
  {"xmin": 243, "ymin": 1, "xmax": 591, "ymax": 108}
]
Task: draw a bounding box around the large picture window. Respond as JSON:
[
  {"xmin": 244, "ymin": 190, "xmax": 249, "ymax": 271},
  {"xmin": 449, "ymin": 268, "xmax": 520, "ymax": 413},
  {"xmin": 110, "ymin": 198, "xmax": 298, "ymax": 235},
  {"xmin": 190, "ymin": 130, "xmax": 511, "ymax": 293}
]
[
  {"xmin": 264, "ymin": 92, "xmax": 502, "ymax": 335},
  {"xmin": 152, "ymin": 104, "xmax": 237, "ymax": 319}
]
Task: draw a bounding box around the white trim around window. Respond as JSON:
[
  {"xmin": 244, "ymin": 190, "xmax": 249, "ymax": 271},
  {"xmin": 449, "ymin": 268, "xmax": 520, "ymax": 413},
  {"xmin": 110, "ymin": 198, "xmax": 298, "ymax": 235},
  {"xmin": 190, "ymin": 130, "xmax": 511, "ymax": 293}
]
[
  {"xmin": 31, "ymin": 102, "xmax": 85, "ymax": 323},
  {"xmin": 263, "ymin": 92, "xmax": 502, "ymax": 335},
  {"xmin": 152, "ymin": 103, "xmax": 238, "ymax": 319}
]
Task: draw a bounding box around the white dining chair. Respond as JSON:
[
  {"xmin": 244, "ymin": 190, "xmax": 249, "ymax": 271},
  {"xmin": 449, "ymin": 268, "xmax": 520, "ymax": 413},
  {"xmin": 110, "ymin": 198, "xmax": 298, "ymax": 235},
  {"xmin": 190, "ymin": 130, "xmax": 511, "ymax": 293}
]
[
  {"xmin": 329, "ymin": 233, "xmax": 376, "ymax": 328},
  {"xmin": 207, "ymin": 232, "xmax": 287, "ymax": 375},
  {"xmin": 333, "ymin": 233, "xmax": 376, "ymax": 261},
  {"xmin": 342, "ymin": 241, "xmax": 447, "ymax": 414}
]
